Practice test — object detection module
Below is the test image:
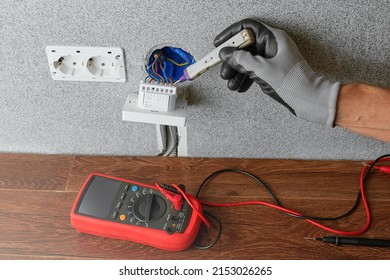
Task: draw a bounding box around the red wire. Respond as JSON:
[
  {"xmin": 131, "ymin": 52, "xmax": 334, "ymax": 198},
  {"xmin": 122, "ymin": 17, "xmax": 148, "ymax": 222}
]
[
  {"xmin": 155, "ymin": 183, "xmax": 210, "ymax": 227},
  {"xmin": 170, "ymin": 184, "xmax": 210, "ymax": 228},
  {"xmin": 199, "ymin": 159, "xmax": 390, "ymax": 236},
  {"xmin": 150, "ymin": 52, "xmax": 165, "ymax": 83}
]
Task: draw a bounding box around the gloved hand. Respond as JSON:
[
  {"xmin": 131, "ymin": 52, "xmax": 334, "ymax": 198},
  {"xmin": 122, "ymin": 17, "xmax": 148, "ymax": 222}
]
[{"xmin": 214, "ymin": 18, "xmax": 340, "ymax": 126}]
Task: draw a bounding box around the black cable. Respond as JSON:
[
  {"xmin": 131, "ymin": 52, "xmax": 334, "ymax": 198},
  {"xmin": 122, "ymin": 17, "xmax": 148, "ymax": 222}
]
[
  {"xmin": 193, "ymin": 211, "xmax": 222, "ymax": 250},
  {"xmin": 194, "ymin": 169, "xmax": 280, "ymax": 250},
  {"xmin": 196, "ymin": 154, "xmax": 390, "ymax": 222},
  {"xmin": 196, "ymin": 168, "xmax": 281, "ymax": 204},
  {"xmin": 291, "ymin": 153, "xmax": 390, "ymax": 221},
  {"xmin": 193, "ymin": 154, "xmax": 389, "ymax": 249}
]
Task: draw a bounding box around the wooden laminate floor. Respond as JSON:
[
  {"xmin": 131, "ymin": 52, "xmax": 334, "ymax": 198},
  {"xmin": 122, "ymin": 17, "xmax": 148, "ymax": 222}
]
[{"xmin": 0, "ymin": 153, "xmax": 389, "ymax": 259}]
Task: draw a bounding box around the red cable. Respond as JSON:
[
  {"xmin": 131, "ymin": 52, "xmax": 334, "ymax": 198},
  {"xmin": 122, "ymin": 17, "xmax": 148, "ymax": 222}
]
[
  {"xmin": 374, "ymin": 165, "xmax": 390, "ymax": 174},
  {"xmin": 199, "ymin": 158, "xmax": 390, "ymax": 236},
  {"xmin": 155, "ymin": 183, "xmax": 210, "ymax": 227},
  {"xmin": 170, "ymin": 183, "xmax": 211, "ymax": 228}
]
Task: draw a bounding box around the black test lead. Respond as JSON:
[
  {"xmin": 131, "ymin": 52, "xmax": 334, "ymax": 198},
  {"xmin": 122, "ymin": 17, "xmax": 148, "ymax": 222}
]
[{"xmin": 305, "ymin": 236, "xmax": 390, "ymax": 247}]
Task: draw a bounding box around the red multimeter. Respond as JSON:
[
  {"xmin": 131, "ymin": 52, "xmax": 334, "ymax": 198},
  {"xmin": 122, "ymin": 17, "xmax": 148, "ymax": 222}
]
[{"xmin": 70, "ymin": 173, "xmax": 203, "ymax": 251}]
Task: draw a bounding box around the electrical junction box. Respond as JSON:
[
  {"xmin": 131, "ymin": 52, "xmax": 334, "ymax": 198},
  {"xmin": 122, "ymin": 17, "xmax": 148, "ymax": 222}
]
[{"xmin": 137, "ymin": 82, "xmax": 177, "ymax": 112}]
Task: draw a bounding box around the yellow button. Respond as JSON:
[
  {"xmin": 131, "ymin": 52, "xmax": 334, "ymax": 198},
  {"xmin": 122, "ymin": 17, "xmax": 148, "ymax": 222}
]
[{"xmin": 119, "ymin": 214, "xmax": 126, "ymax": 221}]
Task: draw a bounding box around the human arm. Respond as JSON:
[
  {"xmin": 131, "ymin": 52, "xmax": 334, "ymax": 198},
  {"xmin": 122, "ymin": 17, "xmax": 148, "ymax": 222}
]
[
  {"xmin": 214, "ymin": 19, "xmax": 390, "ymax": 142},
  {"xmin": 335, "ymin": 83, "xmax": 390, "ymax": 142}
]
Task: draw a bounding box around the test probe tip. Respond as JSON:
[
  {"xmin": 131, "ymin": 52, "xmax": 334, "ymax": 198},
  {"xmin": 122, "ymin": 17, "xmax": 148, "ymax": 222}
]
[
  {"xmin": 304, "ymin": 237, "xmax": 322, "ymax": 241},
  {"xmin": 178, "ymin": 69, "xmax": 191, "ymax": 83}
]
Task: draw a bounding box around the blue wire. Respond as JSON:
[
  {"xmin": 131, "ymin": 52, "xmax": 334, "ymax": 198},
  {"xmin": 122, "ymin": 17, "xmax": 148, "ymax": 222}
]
[
  {"xmin": 146, "ymin": 47, "xmax": 195, "ymax": 84},
  {"xmin": 161, "ymin": 61, "xmax": 169, "ymax": 83},
  {"xmin": 146, "ymin": 65, "xmax": 159, "ymax": 82}
]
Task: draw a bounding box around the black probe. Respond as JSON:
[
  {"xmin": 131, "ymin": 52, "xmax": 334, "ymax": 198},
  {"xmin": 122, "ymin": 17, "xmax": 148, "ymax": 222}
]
[{"xmin": 305, "ymin": 236, "xmax": 390, "ymax": 247}]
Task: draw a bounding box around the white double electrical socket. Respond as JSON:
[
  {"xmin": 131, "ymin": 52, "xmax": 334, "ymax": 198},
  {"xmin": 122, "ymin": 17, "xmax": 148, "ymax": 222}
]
[{"xmin": 46, "ymin": 46, "xmax": 126, "ymax": 82}]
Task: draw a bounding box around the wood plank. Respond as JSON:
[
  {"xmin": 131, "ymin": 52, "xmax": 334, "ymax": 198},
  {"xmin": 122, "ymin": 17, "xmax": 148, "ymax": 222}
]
[
  {"xmin": 0, "ymin": 154, "xmax": 389, "ymax": 260},
  {"xmin": 1, "ymin": 189, "xmax": 389, "ymax": 260},
  {"xmin": 0, "ymin": 153, "xmax": 74, "ymax": 191},
  {"xmin": 67, "ymin": 156, "xmax": 390, "ymax": 200}
]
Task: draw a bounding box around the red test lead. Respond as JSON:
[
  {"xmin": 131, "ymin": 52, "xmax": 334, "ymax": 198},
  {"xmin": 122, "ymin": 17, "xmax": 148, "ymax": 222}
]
[
  {"xmin": 155, "ymin": 183, "xmax": 183, "ymax": 211},
  {"xmin": 364, "ymin": 163, "xmax": 390, "ymax": 175},
  {"xmin": 375, "ymin": 166, "xmax": 390, "ymax": 175}
]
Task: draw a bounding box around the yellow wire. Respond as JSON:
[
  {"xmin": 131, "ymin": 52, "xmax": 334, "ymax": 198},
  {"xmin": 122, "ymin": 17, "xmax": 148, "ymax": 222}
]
[{"xmin": 165, "ymin": 56, "xmax": 189, "ymax": 67}]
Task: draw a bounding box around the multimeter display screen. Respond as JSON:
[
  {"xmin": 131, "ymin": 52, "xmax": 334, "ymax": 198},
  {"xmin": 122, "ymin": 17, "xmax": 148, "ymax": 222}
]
[{"xmin": 77, "ymin": 176, "xmax": 121, "ymax": 218}]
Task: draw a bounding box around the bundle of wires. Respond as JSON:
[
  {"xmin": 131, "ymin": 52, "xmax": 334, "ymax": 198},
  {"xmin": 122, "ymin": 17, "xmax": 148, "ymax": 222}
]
[
  {"xmin": 145, "ymin": 46, "xmax": 195, "ymax": 85},
  {"xmin": 193, "ymin": 154, "xmax": 390, "ymax": 249}
]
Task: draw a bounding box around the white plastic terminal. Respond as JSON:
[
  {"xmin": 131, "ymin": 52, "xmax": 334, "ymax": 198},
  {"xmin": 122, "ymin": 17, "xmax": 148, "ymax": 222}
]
[
  {"xmin": 137, "ymin": 82, "xmax": 177, "ymax": 112},
  {"xmin": 46, "ymin": 46, "xmax": 126, "ymax": 82}
]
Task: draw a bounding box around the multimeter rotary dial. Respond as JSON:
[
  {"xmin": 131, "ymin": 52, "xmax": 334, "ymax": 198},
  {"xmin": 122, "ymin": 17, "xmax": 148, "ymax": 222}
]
[{"xmin": 132, "ymin": 194, "xmax": 167, "ymax": 223}]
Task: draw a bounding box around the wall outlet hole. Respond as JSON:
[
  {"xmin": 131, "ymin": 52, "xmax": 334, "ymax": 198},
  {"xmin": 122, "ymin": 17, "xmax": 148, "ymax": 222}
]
[{"xmin": 53, "ymin": 55, "xmax": 83, "ymax": 76}]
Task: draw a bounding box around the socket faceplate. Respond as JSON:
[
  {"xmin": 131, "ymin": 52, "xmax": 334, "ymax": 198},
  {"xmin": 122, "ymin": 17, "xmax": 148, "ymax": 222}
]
[{"xmin": 46, "ymin": 46, "xmax": 126, "ymax": 82}]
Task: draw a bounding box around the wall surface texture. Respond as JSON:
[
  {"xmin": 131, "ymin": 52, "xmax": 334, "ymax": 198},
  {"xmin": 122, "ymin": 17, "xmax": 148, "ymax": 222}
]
[{"xmin": 1, "ymin": 0, "xmax": 389, "ymax": 159}]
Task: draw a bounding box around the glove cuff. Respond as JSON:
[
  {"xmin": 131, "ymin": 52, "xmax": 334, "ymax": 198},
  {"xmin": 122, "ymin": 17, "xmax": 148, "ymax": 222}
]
[{"xmin": 277, "ymin": 60, "xmax": 340, "ymax": 127}]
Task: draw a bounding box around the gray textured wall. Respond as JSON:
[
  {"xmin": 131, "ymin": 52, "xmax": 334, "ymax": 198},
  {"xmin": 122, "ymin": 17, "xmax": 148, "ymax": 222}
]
[{"xmin": 1, "ymin": 0, "xmax": 389, "ymax": 159}]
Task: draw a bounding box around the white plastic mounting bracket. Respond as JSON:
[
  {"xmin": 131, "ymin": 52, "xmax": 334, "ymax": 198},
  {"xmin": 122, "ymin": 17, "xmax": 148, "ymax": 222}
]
[
  {"xmin": 46, "ymin": 46, "xmax": 126, "ymax": 82},
  {"xmin": 122, "ymin": 92, "xmax": 188, "ymax": 156}
]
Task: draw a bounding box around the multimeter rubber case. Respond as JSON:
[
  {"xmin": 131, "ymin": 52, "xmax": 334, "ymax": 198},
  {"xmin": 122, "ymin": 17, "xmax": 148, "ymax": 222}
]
[{"xmin": 70, "ymin": 173, "xmax": 203, "ymax": 251}]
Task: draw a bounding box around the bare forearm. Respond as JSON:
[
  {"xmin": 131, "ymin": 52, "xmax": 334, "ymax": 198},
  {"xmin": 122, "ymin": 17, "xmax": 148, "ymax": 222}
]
[{"xmin": 335, "ymin": 83, "xmax": 390, "ymax": 142}]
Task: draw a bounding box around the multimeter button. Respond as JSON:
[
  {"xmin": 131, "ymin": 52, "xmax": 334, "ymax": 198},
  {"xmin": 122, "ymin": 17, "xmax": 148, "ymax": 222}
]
[
  {"xmin": 120, "ymin": 193, "xmax": 126, "ymax": 200},
  {"xmin": 123, "ymin": 184, "xmax": 130, "ymax": 191},
  {"xmin": 115, "ymin": 202, "xmax": 122, "ymax": 209},
  {"xmin": 111, "ymin": 211, "xmax": 118, "ymax": 219},
  {"xmin": 119, "ymin": 214, "xmax": 127, "ymax": 221},
  {"xmin": 131, "ymin": 185, "xmax": 138, "ymax": 192}
]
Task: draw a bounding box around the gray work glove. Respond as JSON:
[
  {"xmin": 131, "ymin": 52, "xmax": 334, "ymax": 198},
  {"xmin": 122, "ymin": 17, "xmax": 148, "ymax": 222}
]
[{"xmin": 214, "ymin": 18, "xmax": 340, "ymax": 126}]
